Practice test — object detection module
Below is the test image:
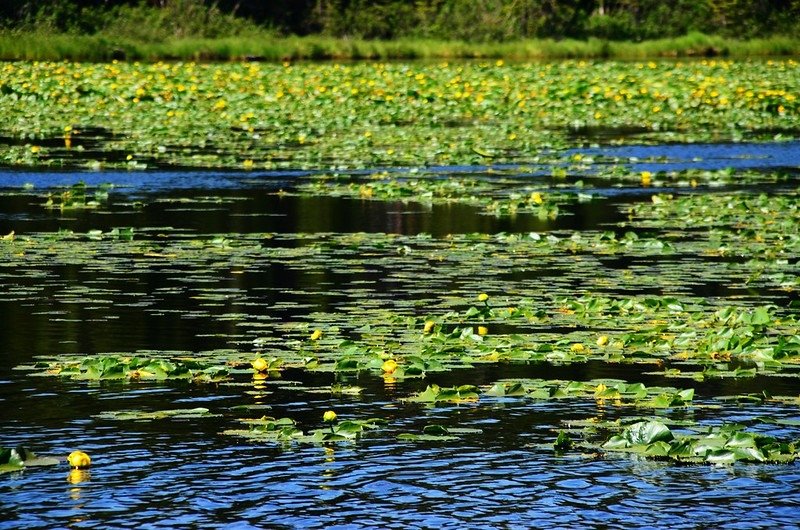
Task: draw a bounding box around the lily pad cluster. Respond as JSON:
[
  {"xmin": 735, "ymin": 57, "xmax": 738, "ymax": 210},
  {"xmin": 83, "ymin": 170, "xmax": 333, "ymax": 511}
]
[
  {"xmin": 43, "ymin": 181, "xmax": 114, "ymax": 210},
  {"xmin": 224, "ymin": 416, "xmax": 386, "ymax": 444},
  {"xmin": 399, "ymin": 379, "xmax": 697, "ymax": 409},
  {"xmin": 31, "ymin": 355, "xmax": 230, "ymax": 382},
  {"xmin": 297, "ymin": 173, "xmax": 571, "ymax": 218},
  {"xmin": 1, "ymin": 60, "xmax": 798, "ymax": 170},
  {"xmin": 485, "ymin": 380, "xmax": 695, "ymax": 408},
  {"xmin": 600, "ymin": 421, "xmax": 800, "ymax": 464},
  {"xmin": 94, "ymin": 407, "xmax": 217, "ymax": 421},
  {"xmin": 3, "ymin": 85, "xmax": 800, "ymax": 469}
]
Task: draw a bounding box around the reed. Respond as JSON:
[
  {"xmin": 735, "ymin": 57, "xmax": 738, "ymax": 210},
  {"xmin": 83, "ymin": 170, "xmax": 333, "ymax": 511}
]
[{"xmin": 0, "ymin": 32, "xmax": 798, "ymax": 62}]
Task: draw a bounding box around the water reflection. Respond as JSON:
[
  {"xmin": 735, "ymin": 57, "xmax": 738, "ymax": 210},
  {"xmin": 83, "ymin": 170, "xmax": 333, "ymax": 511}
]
[
  {"xmin": 1, "ymin": 394, "xmax": 799, "ymax": 528},
  {"xmin": 67, "ymin": 469, "xmax": 90, "ymax": 487}
]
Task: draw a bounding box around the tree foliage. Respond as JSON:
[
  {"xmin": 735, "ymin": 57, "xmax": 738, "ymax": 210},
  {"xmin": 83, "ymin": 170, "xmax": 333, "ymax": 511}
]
[{"xmin": 2, "ymin": 0, "xmax": 799, "ymax": 41}]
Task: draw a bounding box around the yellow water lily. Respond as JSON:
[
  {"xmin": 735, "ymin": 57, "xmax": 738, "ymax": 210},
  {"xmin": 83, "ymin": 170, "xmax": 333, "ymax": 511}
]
[
  {"xmin": 252, "ymin": 357, "xmax": 268, "ymax": 372},
  {"xmin": 381, "ymin": 359, "xmax": 398, "ymax": 374},
  {"xmin": 477, "ymin": 293, "xmax": 489, "ymax": 302},
  {"xmin": 67, "ymin": 450, "xmax": 91, "ymax": 469},
  {"xmin": 477, "ymin": 326, "xmax": 488, "ymax": 336},
  {"xmin": 310, "ymin": 329, "xmax": 322, "ymax": 341},
  {"xmin": 423, "ymin": 320, "xmax": 435, "ymax": 333},
  {"xmin": 323, "ymin": 410, "xmax": 337, "ymax": 422},
  {"xmin": 596, "ymin": 335, "xmax": 609, "ymax": 347}
]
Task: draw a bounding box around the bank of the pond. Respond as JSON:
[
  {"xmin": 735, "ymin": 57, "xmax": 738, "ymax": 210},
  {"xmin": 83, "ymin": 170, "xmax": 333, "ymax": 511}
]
[{"xmin": 1, "ymin": 32, "xmax": 800, "ymax": 62}]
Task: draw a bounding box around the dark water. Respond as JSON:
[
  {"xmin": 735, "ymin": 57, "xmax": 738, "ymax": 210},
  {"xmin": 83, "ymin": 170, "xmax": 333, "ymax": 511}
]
[{"xmin": 1, "ymin": 142, "xmax": 799, "ymax": 529}]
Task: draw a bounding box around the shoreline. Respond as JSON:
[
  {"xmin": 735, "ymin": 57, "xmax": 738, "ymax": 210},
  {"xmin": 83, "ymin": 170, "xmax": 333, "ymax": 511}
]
[{"xmin": 1, "ymin": 32, "xmax": 799, "ymax": 62}]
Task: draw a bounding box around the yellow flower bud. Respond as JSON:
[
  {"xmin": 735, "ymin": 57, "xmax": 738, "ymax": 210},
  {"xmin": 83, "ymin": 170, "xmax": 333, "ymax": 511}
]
[
  {"xmin": 477, "ymin": 293, "xmax": 489, "ymax": 302},
  {"xmin": 67, "ymin": 450, "xmax": 91, "ymax": 469},
  {"xmin": 381, "ymin": 359, "xmax": 398, "ymax": 374},
  {"xmin": 596, "ymin": 335, "xmax": 609, "ymax": 347},
  {"xmin": 252, "ymin": 358, "xmax": 268, "ymax": 372},
  {"xmin": 323, "ymin": 410, "xmax": 337, "ymax": 422},
  {"xmin": 423, "ymin": 320, "xmax": 435, "ymax": 333},
  {"xmin": 477, "ymin": 326, "xmax": 488, "ymax": 336},
  {"xmin": 310, "ymin": 329, "xmax": 322, "ymax": 341}
]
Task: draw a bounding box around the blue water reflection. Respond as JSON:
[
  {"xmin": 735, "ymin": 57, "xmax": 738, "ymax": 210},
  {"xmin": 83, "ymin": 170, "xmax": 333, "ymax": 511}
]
[
  {"xmin": 0, "ymin": 140, "xmax": 797, "ymax": 193},
  {"xmin": 2, "ymin": 396, "xmax": 799, "ymax": 529}
]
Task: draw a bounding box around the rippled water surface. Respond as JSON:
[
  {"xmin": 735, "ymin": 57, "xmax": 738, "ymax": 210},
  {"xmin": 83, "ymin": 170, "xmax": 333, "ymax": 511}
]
[{"xmin": 1, "ymin": 141, "xmax": 799, "ymax": 529}]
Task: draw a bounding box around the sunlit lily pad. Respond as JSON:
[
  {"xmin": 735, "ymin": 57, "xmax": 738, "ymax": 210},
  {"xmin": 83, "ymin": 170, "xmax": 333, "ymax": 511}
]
[
  {"xmin": 94, "ymin": 408, "xmax": 217, "ymax": 421},
  {"xmin": 601, "ymin": 421, "xmax": 800, "ymax": 464},
  {"xmin": 0, "ymin": 447, "xmax": 60, "ymax": 474}
]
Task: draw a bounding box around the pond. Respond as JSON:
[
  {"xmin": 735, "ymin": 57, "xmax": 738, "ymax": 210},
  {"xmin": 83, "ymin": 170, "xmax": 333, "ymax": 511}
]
[{"xmin": 1, "ymin": 139, "xmax": 799, "ymax": 529}]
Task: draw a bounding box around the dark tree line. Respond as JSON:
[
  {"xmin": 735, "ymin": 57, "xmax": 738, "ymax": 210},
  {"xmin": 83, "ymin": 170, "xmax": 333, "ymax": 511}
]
[{"xmin": 2, "ymin": 0, "xmax": 799, "ymax": 40}]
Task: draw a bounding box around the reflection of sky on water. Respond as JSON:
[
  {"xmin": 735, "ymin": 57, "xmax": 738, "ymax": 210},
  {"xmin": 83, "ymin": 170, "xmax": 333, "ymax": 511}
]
[
  {"xmin": 577, "ymin": 139, "xmax": 800, "ymax": 172},
  {"xmin": 0, "ymin": 141, "xmax": 797, "ymax": 194}
]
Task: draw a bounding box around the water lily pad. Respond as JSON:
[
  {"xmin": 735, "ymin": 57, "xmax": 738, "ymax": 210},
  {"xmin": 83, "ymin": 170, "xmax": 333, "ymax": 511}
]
[{"xmin": 94, "ymin": 408, "xmax": 216, "ymax": 421}]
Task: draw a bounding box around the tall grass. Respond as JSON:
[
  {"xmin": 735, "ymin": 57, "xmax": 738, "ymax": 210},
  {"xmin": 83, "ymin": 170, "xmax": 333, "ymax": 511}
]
[{"xmin": 0, "ymin": 32, "xmax": 798, "ymax": 62}]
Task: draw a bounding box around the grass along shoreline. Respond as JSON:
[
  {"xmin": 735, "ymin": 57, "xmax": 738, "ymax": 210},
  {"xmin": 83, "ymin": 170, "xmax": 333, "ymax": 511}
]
[{"xmin": 1, "ymin": 32, "xmax": 799, "ymax": 62}]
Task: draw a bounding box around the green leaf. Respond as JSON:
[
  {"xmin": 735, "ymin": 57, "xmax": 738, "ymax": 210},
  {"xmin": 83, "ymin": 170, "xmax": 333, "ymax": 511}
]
[
  {"xmin": 623, "ymin": 421, "xmax": 674, "ymax": 445},
  {"xmin": 726, "ymin": 432, "xmax": 759, "ymax": 448},
  {"xmin": 705, "ymin": 450, "xmax": 736, "ymax": 465},
  {"xmin": 407, "ymin": 384, "xmax": 441, "ymax": 402},
  {"xmin": 334, "ymin": 358, "xmax": 360, "ymax": 371},
  {"xmin": 422, "ymin": 424, "xmax": 450, "ymax": 436},
  {"xmin": 554, "ymin": 431, "xmax": 573, "ymax": 451},
  {"xmin": 602, "ymin": 435, "xmax": 629, "ymax": 450},
  {"xmin": 751, "ymin": 307, "xmax": 771, "ymax": 326},
  {"xmin": 644, "ymin": 441, "xmax": 672, "ymax": 457}
]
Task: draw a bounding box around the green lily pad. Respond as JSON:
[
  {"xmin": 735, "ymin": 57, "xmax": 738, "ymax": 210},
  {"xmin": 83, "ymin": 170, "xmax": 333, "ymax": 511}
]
[{"xmin": 94, "ymin": 408, "xmax": 216, "ymax": 421}]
